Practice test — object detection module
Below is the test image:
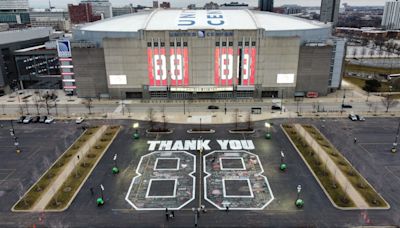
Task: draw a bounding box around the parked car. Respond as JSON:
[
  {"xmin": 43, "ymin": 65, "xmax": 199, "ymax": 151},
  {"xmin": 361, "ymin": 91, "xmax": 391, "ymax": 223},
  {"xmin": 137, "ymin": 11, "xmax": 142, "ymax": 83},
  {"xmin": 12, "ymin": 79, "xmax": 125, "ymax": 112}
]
[
  {"xmin": 356, "ymin": 115, "xmax": 365, "ymax": 121},
  {"xmin": 348, "ymin": 114, "xmax": 357, "ymax": 121},
  {"xmin": 32, "ymin": 116, "xmax": 40, "ymax": 123},
  {"xmin": 208, "ymin": 105, "xmax": 219, "ymax": 110},
  {"xmin": 342, "ymin": 104, "xmax": 353, "ymax": 108},
  {"xmin": 39, "ymin": 116, "xmax": 47, "ymax": 123},
  {"xmin": 17, "ymin": 116, "xmax": 26, "ymax": 123},
  {"xmin": 44, "ymin": 116, "xmax": 54, "ymax": 124},
  {"xmin": 271, "ymin": 105, "xmax": 282, "ymax": 110},
  {"xmin": 23, "ymin": 116, "xmax": 33, "ymax": 124},
  {"xmin": 76, "ymin": 117, "xmax": 85, "ymax": 124}
]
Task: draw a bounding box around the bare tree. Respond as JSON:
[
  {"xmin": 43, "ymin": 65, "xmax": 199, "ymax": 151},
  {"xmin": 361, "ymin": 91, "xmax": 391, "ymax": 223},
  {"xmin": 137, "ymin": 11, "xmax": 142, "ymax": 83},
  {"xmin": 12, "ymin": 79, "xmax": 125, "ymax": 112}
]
[
  {"xmin": 23, "ymin": 100, "xmax": 29, "ymax": 115},
  {"xmin": 65, "ymin": 103, "xmax": 70, "ymax": 118},
  {"xmin": 83, "ymin": 98, "xmax": 93, "ymax": 114},
  {"xmin": 246, "ymin": 111, "xmax": 252, "ymax": 130},
  {"xmin": 381, "ymin": 95, "xmax": 399, "ymax": 112},
  {"xmin": 32, "ymin": 168, "xmax": 42, "ymax": 191},
  {"xmin": 234, "ymin": 108, "xmax": 239, "ymax": 130},
  {"xmin": 148, "ymin": 108, "xmax": 155, "ymax": 130},
  {"xmin": 351, "ymin": 47, "xmax": 358, "ymax": 58},
  {"xmin": 33, "ymin": 95, "xmax": 40, "ymax": 115}
]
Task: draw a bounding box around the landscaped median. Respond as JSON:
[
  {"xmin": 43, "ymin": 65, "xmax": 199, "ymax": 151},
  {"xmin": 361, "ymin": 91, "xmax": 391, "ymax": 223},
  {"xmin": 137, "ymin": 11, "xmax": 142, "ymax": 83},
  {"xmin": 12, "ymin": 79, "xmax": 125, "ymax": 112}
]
[
  {"xmin": 12, "ymin": 125, "xmax": 120, "ymax": 212},
  {"xmin": 282, "ymin": 124, "xmax": 389, "ymax": 210}
]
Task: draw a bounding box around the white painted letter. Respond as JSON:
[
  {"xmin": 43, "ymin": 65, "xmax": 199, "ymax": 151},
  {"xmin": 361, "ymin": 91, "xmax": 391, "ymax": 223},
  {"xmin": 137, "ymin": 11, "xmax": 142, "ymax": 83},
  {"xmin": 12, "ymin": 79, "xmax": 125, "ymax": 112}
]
[
  {"xmin": 217, "ymin": 140, "xmax": 229, "ymax": 150},
  {"xmin": 147, "ymin": 141, "xmax": 160, "ymax": 151},
  {"xmin": 171, "ymin": 140, "xmax": 184, "ymax": 150},
  {"xmin": 184, "ymin": 140, "xmax": 197, "ymax": 150},
  {"xmin": 241, "ymin": 140, "xmax": 255, "ymax": 150},
  {"xmin": 159, "ymin": 140, "xmax": 173, "ymax": 150},
  {"xmin": 197, "ymin": 140, "xmax": 211, "ymax": 150},
  {"xmin": 229, "ymin": 140, "xmax": 242, "ymax": 150}
]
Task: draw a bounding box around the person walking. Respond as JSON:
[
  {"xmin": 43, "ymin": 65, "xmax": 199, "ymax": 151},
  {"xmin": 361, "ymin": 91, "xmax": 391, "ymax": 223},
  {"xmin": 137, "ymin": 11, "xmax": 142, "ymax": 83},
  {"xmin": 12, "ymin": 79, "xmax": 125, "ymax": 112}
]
[
  {"xmin": 165, "ymin": 208, "xmax": 169, "ymax": 221},
  {"xmin": 354, "ymin": 137, "xmax": 357, "ymax": 143},
  {"xmin": 90, "ymin": 187, "xmax": 94, "ymax": 196}
]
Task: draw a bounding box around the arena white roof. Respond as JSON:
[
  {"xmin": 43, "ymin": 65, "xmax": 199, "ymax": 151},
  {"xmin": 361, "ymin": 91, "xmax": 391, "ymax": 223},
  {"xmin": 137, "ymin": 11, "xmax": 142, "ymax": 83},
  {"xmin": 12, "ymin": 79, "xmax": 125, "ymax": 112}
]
[{"xmin": 79, "ymin": 9, "xmax": 330, "ymax": 32}]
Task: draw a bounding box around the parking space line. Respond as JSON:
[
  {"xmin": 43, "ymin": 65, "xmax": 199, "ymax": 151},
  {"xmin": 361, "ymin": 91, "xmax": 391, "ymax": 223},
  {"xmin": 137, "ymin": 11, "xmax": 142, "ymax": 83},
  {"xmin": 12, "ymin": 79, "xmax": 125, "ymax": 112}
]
[
  {"xmin": 384, "ymin": 166, "xmax": 400, "ymax": 183},
  {"xmin": 0, "ymin": 169, "xmax": 15, "ymax": 186}
]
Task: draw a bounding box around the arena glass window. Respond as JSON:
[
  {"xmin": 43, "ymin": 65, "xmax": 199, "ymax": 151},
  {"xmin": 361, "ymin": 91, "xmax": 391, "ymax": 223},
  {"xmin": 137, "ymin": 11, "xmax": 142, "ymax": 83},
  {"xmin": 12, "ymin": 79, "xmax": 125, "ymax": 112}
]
[
  {"xmin": 183, "ymin": 42, "xmax": 188, "ymax": 47},
  {"xmin": 161, "ymin": 42, "xmax": 165, "ymax": 47},
  {"xmin": 222, "ymin": 42, "xmax": 227, "ymax": 46},
  {"xmin": 238, "ymin": 41, "xmax": 243, "ymax": 46},
  {"xmin": 177, "ymin": 42, "xmax": 181, "ymax": 46},
  {"xmin": 216, "ymin": 42, "xmax": 220, "ymax": 46},
  {"xmin": 252, "ymin": 41, "xmax": 256, "ymax": 46},
  {"xmin": 147, "ymin": 42, "xmax": 152, "ymax": 47},
  {"xmin": 170, "ymin": 42, "xmax": 174, "ymax": 46},
  {"xmin": 154, "ymin": 42, "xmax": 159, "ymax": 47},
  {"xmin": 229, "ymin": 42, "xmax": 233, "ymax": 46},
  {"xmin": 245, "ymin": 42, "xmax": 249, "ymax": 46}
]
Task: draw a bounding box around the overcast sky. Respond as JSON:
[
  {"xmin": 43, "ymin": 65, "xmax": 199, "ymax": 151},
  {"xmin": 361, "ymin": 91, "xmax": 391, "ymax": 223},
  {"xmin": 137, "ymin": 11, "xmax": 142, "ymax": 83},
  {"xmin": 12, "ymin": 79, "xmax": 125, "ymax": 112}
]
[{"xmin": 30, "ymin": 0, "xmax": 387, "ymax": 9}]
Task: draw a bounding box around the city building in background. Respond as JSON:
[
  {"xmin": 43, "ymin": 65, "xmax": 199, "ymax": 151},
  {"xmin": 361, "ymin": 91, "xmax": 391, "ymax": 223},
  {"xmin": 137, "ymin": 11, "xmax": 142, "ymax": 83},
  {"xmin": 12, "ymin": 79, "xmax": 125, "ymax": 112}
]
[
  {"xmin": 159, "ymin": 2, "xmax": 171, "ymax": 9},
  {"xmin": 320, "ymin": 0, "xmax": 341, "ymax": 26},
  {"xmin": 112, "ymin": 5, "xmax": 136, "ymax": 17},
  {"xmin": 220, "ymin": 2, "xmax": 249, "ymax": 9},
  {"xmin": 274, "ymin": 4, "xmax": 303, "ymax": 15},
  {"xmin": 71, "ymin": 9, "xmax": 345, "ymax": 99},
  {"xmin": 153, "ymin": 1, "xmax": 159, "ymax": 8},
  {"xmin": 68, "ymin": 3, "xmax": 101, "ymax": 24},
  {"xmin": 29, "ymin": 9, "xmax": 70, "ymax": 31},
  {"xmin": 81, "ymin": 0, "xmax": 112, "ymax": 19},
  {"xmin": 204, "ymin": 2, "xmax": 219, "ymax": 10},
  {"xmin": 0, "ymin": 27, "xmax": 53, "ymax": 95},
  {"xmin": 259, "ymin": 0, "xmax": 274, "ymax": 12},
  {"xmin": 382, "ymin": 0, "xmax": 400, "ymax": 29},
  {"xmin": 0, "ymin": 0, "xmax": 30, "ymax": 26}
]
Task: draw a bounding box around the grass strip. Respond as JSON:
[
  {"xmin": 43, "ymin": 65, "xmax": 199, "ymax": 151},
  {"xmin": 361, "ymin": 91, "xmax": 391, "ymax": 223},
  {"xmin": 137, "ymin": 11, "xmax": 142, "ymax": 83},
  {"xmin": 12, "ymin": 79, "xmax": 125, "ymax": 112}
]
[
  {"xmin": 13, "ymin": 126, "xmax": 100, "ymax": 211},
  {"xmin": 283, "ymin": 124, "xmax": 355, "ymax": 207},
  {"xmin": 302, "ymin": 124, "xmax": 388, "ymax": 208},
  {"xmin": 45, "ymin": 126, "xmax": 119, "ymax": 210}
]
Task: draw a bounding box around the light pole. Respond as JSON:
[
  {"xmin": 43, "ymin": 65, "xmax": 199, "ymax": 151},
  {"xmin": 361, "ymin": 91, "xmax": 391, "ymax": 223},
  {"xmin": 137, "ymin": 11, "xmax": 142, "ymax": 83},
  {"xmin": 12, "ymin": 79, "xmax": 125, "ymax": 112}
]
[
  {"xmin": 183, "ymin": 99, "xmax": 186, "ymax": 115},
  {"xmin": 97, "ymin": 184, "xmax": 105, "ymax": 206},
  {"xmin": 132, "ymin": 122, "xmax": 140, "ymax": 139},
  {"xmin": 112, "ymin": 154, "xmax": 119, "ymax": 174},
  {"xmin": 279, "ymin": 151, "xmax": 287, "ymax": 171},
  {"xmin": 391, "ymin": 120, "xmax": 400, "ymax": 153},
  {"xmin": 192, "ymin": 207, "xmax": 200, "ymax": 227},
  {"xmin": 265, "ymin": 122, "xmax": 271, "ymax": 139},
  {"xmin": 341, "ymin": 89, "xmax": 346, "ymax": 113},
  {"xmin": 295, "ymin": 184, "xmax": 304, "ymax": 208},
  {"xmin": 199, "ymin": 118, "xmax": 202, "ymax": 131}
]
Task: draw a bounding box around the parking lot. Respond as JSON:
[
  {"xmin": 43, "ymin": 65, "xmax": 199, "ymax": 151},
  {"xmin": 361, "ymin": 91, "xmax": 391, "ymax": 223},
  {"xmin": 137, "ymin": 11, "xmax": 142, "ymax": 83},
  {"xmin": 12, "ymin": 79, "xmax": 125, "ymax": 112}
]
[{"xmin": 0, "ymin": 118, "xmax": 399, "ymax": 227}]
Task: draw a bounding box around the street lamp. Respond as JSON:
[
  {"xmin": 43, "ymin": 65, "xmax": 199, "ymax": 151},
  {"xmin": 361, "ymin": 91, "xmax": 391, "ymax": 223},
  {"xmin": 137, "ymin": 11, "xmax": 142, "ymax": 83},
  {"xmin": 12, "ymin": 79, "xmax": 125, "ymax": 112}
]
[
  {"xmin": 279, "ymin": 151, "xmax": 287, "ymax": 171},
  {"xmin": 112, "ymin": 154, "xmax": 119, "ymax": 174},
  {"xmin": 132, "ymin": 122, "xmax": 140, "ymax": 139},
  {"xmin": 391, "ymin": 120, "xmax": 400, "ymax": 153},
  {"xmin": 265, "ymin": 122, "xmax": 271, "ymax": 139},
  {"xmin": 192, "ymin": 207, "xmax": 200, "ymax": 227},
  {"xmin": 295, "ymin": 184, "xmax": 304, "ymax": 208},
  {"xmin": 97, "ymin": 184, "xmax": 105, "ymax": 206}
]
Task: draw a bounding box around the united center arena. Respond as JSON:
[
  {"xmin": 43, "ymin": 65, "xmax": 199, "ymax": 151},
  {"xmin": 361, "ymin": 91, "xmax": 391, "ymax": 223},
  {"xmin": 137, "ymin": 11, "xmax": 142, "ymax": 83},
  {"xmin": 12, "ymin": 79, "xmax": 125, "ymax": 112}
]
[{"xmin": 70, "ymin": 9, "xmax": 345, "ymax": 99}]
